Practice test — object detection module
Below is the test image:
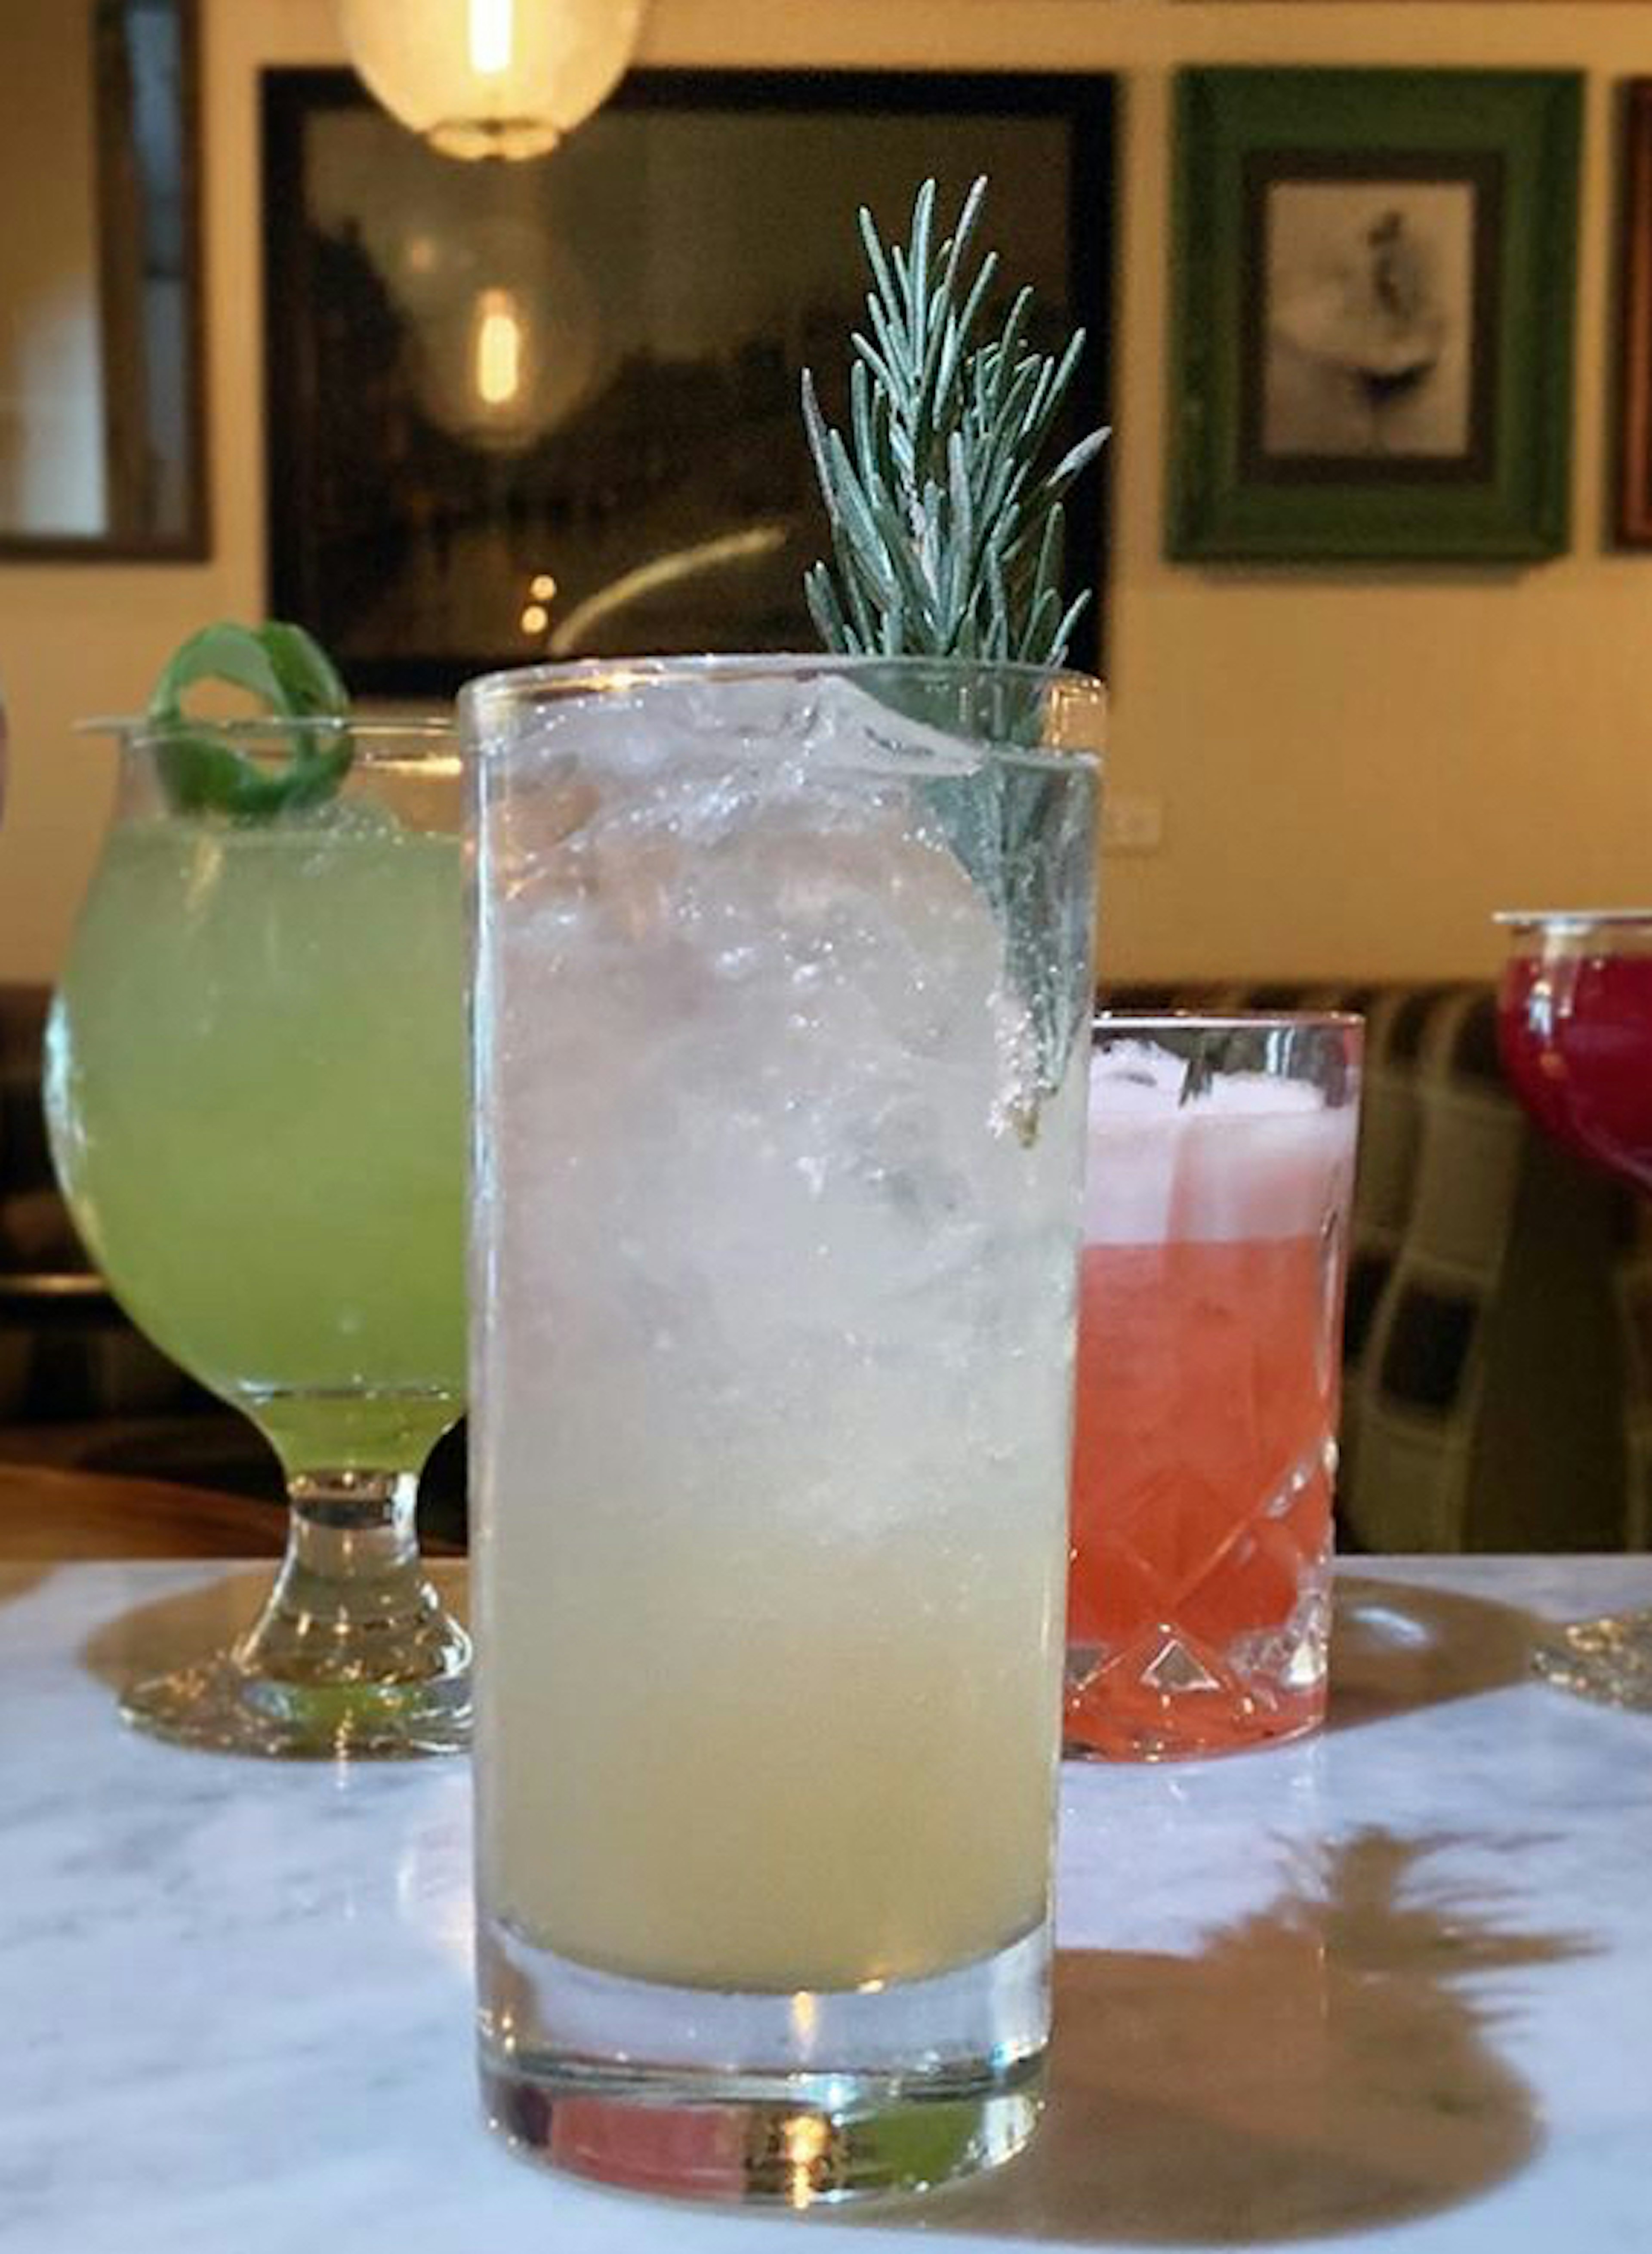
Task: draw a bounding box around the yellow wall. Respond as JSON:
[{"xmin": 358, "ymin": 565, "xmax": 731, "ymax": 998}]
[
  {"xmin": 0, "ymin": 0, "xmax": 105, "ymax": 535},
  {"xmin": 3, "ymin": 1, "xmax": 1652, "ymax": 983}
]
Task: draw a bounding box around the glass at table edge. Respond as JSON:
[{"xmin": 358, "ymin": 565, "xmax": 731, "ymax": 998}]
[
  {"xmin": 1495, "ymin": 912, "xmax": 1652, "ymax": 963},
  {"xmin": 1495, "ymin": 909, "xmax": 1652, "ymax": 934}
]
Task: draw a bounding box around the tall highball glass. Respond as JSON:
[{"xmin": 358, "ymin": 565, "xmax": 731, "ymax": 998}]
[
  {"xmin": 466, "ymin": 656, "xmax": 1102, "ymax": 2204},
  {"xmin": 46, "ymin": 718, "xmax": 469, "ymax": 1757}
]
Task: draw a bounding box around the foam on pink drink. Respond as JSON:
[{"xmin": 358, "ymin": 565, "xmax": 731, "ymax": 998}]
[
  {"xmin": 1068, "ymin": 1040, "xmax": 1357, "ymax": 1760},
  {"xmin": 1084, "ymin": 1045, "xmax": 1356, "ymax": 1246}
]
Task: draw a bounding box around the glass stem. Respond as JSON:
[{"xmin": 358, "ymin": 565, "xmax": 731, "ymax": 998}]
[{"xmin": 233, "ymin": 1469, "xmax": 460, "ymax": 1688}]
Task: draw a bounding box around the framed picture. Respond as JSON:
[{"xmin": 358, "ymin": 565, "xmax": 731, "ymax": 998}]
[
  {"xmin": 1167, "ymin": 69, "xmax": 1581, "ymax": 564},
  {"xmin": 262, "ymin": 68, "xmax": 1113, "ymax": 697},
  {"xmin": 1616, "ymin": 82, "xmax": 1652, "ymax": 548},
  {"xmin": 0, "ymin": 0, "xmax": 208, "ymax": 560}
]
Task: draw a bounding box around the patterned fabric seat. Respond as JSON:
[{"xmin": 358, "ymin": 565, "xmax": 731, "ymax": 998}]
[
  {"xmin": 3, "ymin": 979, "xmax": 1644, "ymax": 1551},
  {"xmin": 0, "ymin": 984, "xmax": 199, "ymax": 1426}
]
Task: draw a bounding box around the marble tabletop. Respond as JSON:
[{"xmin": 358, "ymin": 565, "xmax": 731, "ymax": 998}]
[{"xmin": 4, "ymin": 1556, "xmax": 1651, "ymax": 2254}]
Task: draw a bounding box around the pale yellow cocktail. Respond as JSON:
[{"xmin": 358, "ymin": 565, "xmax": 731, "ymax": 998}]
[{"xmin": 469, "ymin": 658, "xmax": 1099, "ymax": 2204}]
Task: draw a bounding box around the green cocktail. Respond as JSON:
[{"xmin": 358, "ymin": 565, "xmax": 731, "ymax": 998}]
[
  {"xmin": 46, "ymin": 710, "xmax": 469, "ymax": 1756},
  {"xmin": 52, "ymin": 819, "xmax": 463, "ymax": 1458}
]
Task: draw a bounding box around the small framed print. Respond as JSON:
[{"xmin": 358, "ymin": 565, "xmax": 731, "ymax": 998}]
[{"xmin": 1168, "ymin": 69, "xmax": 1581, "ymax": 564}]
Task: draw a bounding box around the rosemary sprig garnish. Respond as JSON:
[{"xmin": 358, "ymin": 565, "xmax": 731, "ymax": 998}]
[
  {"xmin": 801, "ymin": 177, "xmax": 1108, "ymax": 668},
  {"xmin": 146, "ymin": 620, "xmax": 353, "ymax": 817},
  {"xmin": 801, "ymin": 179, "xmax": 1108, "ymax": 1141}
]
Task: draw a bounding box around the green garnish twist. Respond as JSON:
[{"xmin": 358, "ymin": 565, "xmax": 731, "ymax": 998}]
[{"xmin": 146, "ymin": 620, "xmax": 352, "ymax": 817}]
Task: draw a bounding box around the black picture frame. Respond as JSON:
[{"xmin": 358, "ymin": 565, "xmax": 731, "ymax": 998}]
[
  {"xmin": 0, "ymin": 0, "xmax": 209, "ymax": 561},
  {"xmin": 1614, "ymin": 80, "xmax": 1652, "ymax": 548},
  {"xmin": 262, "ymin": 68, "xmax": 1115, "ymax": 697},
  {"xmin": 1237, "ymin": 148, "xmax": 1505, "ymax": 491}
]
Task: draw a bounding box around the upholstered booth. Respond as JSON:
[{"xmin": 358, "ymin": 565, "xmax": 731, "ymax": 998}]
[{"xmin": 3, "ymin": 979, "xmax": 1644, "ymax": 1553}]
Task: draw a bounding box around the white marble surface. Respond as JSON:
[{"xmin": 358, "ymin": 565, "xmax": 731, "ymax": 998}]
[{"xmin": 3, "ymin": 1557, "xmax": 1652, "ymax": 2253}]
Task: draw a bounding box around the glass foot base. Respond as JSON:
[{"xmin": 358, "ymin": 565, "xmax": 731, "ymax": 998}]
[
  {"xmin": 482, "ymin": 2056, "xmax": 1042, "ymax": 2205},
  {"xmin": 1064, "ymin": 1642, "xmax": 1325, "ymax": 1761},
  {"xmin": 1533, "ymin": 1610, "xmax": 1652, "ymax": 1714},
  {"xmin": 1063, "ymin": 1705, "xmax": 1323, "ymax": 1762},
  {"xmin": 120, "ymin": 1648, "xmax": 472, "ymax": 1759},
  {"xmin": 478, "ymin": 1919, "xmax": 1048, "ymax": 2204}
]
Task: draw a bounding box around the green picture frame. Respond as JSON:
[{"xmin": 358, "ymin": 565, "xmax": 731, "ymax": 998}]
[{"xmin": 1167, "ymin": 68, "xmax": 1581, "ymax": 563}]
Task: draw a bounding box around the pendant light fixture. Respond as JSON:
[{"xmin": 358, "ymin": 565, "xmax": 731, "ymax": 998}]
[{"xmin": 340, "ymin": 0, "xmax": 646, "ymax": 162}]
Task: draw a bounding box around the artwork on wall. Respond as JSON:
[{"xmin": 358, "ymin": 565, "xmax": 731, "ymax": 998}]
[
  {"xmin": 1167, "ymin": 68, "xmax": 1581, "ymax": 564},
  {"xmin": 1616, "ymin": 81, "xmax": 1652, "ymax": 548},
  {"xmin": 263, "ymin": 68, "xmax": 1113, "ymax": 696},
  {"xmin": 0, "ymin": 0, "xmax": 207, "ymax": 559}
]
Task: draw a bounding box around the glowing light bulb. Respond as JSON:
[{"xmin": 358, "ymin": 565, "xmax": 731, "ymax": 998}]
[
  {"xmin": 468, "ymin": 0, "xmax": 513, "ymax": 77},
  {"xmin": 365, "ymin": 211, "xmax": 601, "ymax": 453},
  {"xmin": 341, "ymin": 0, "xmax": 647, "ymax": 163},
  {"xmin": 474, "ymin": 290, "xmax": 524, "ymax": 407}
]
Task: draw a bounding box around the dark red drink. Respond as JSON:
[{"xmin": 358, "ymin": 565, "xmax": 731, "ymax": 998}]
[
  {"xmin": 1497, "ymin": 941, "xmax": 1652, "ymax": 1195},
  {"xmin": 1493, "ymin": 910, "xmax": 1652, "ymax": 1715}
]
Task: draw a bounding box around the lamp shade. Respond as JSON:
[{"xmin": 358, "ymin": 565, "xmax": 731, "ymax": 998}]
[
  {"xmin": 390, "ymin": 217, "xmax": 601, "ymax": 451},
  {"xmin": 340, "ymin": 0, "xmax": 645, "ymax": 162}
]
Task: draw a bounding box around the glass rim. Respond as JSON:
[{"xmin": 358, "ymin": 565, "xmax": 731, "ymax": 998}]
[
  {"xmin": 459, "ymin": 652, "xmax": 1104, "ymax": 780},
  {"xmin": 1493, "ymin": 907, "xmax": 1652, "ymax": 931},
  {"xmin": 460, "ymin": 651, "xmax": 1107, "ymax": 706},
  {"xmin": 1094, "ymin": 1009, "xmax": 1364, "ymax": 1037},
  {"xmin": 75, "ymin": 714, "xmax": 455, "ymax": 764}
]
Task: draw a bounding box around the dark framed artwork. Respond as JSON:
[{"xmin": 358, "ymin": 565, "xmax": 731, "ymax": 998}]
[
  {"xmin": 262, "ymin": 68, "xmax": 1114, "ymax": 697},
  {"xmin": 1615, "ymin": 81, "xmax": 1652, "ymax": 548},
  {"xmin": 1168, "ymin": 69, "xmax": 1581, "ymax": 564},
  {"xmin": 0, "ymin": 0, "xmax": 208, "ymax": 560}
]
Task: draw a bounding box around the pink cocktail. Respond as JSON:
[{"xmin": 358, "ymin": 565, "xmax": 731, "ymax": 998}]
[{"xmin": 1066, "ymin": 1017, "xmax": 1362, "ymax": 1761}]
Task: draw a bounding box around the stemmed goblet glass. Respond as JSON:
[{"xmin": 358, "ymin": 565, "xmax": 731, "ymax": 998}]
[
  {"xmin": 1496, "ymin": 908, "xmax": 1652, "ymax": 1711},
  {"xmin": 46, "ymin": 715, "xmax": 469, "ymax": 1756}
]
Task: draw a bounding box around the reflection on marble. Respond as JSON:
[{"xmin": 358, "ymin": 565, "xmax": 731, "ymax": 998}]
[
  {"xmin": 918, "ymin": 1831, "xmax": 1590, "ymax": 2245},
  {"xmin": 3, "ymin": 1559, "xmax": 1651, "ymax": 2254},
  {"xmin": 76, "ymin": 1564, "xmax": 472, "ymax": 1696},
  {"xmin": 1329, "ymin": 1576, "xmax": 1544, "ymax": 1726}
]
